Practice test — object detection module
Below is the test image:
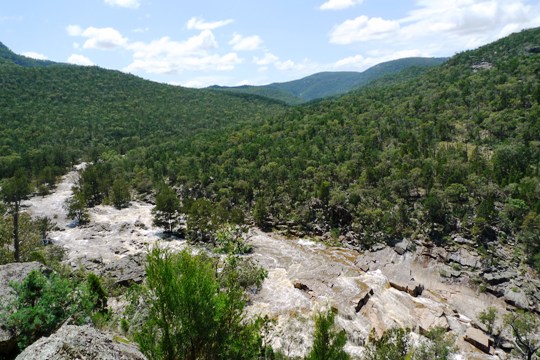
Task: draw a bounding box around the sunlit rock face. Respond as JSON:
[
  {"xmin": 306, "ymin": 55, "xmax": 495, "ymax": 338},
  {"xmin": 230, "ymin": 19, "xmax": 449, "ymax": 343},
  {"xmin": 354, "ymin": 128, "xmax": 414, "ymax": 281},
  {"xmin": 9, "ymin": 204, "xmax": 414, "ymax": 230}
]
[{"xmin": 246, "ymin": 230, "xmax": 508, "ymax": 359}]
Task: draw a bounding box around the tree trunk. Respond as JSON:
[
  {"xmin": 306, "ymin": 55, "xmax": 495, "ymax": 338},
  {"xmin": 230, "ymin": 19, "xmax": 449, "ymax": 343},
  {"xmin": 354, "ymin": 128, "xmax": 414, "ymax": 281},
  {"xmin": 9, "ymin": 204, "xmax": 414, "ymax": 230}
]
[{"xmin": 13, "ymin": 201, "xmax": 20, "ymax": 262}]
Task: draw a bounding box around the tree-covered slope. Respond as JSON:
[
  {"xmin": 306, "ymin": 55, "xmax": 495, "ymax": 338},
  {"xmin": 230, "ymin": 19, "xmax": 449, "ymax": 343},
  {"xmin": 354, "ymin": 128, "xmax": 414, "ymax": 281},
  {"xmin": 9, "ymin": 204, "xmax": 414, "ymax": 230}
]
[
  {"xmin": 210, "ymin": 57, "xmax": 447, "ymax": 104},
  {"xmin": 0, "ymin": 45, "xmax": 286, "ymax": 181},
  {"xmin": 0, "ymin": 41, "xmax": 56, "ymax": 67},
  {"xmin": 128, "ymin": 27, "xmax": 540, "ymax": 267},
  {"xmin": 2, "ymin": 27, "xmax": 540, "ymax": 269}
]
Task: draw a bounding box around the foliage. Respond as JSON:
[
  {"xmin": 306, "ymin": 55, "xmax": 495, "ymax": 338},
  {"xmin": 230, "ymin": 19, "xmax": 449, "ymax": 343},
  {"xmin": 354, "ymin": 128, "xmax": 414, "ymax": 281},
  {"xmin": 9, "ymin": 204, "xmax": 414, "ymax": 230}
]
[
  {"xmin": 504, "ymin": 311, "xmax": 540, "ymax": 360},
  {"xmin": 363, "ymin": 328, "xmax": 411, "ymax": 360},
  {"xmin": 306, "ymin": 309, "xmax": 350, "ymax": 360},
  {"xmin": 215, "ymin": 225, "xmax": 253, "ymax": 254},
  {"xmin": 64, "ymin": 188, "xmax": 90, "ymax": 225},
  {"xmin": 110, "ymin": 177, "xmax": 131, "ymax": 209},
  {"xmin": 0, "ymin": 269, "xmax": 106, "ymax": 352},
  {"xmin": 478, "ymin": 306, "xmax": 498, "ymax": 335},
  {"xmin": 412, "ymin": 327, "xmax": 456, "ymax": 360},
  {"xmin": 132, "ymin": 248, "xmax": 262, "ymax": 360},
  {"xmin": 151, "ymin": 185, "xmax": 181, "ymax": 234},
  {"xmin": 2, "ymin": 28, "xmax": 540, "ymax": 262}
]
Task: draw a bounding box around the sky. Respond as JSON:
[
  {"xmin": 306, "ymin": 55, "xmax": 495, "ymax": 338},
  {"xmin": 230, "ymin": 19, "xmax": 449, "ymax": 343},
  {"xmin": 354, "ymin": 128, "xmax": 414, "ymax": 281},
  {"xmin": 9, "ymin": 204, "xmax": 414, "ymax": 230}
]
[{"xmin": 1, "ymin": 0, "xmax": 540, "ymax": 88}]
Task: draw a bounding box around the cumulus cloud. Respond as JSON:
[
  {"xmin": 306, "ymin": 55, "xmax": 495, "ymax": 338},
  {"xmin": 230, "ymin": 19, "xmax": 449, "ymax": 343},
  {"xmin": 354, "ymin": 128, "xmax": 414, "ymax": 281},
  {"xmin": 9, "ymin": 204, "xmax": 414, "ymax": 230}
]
[
  {"xmin": 124, "ymin": 31, "xmax": 242, "ymax": 74},
  {"xmin": 229, "ymin": 33, "xmax": 263, "ymax": 51},
  {"xmin": 66, "ymin": 25, "xmax": 82, "ymax": 36},
  {"xmin": 22, "ymin": 51, "xmax": 48, "ymax": 60},
  {"xmin": 330, "ymin": 0, "xmax": 540, "ymax": 49},
  {"xmin": 330, "ymin": 16, "xmax": 400, "ymax": 44},
  {"xmin": 67, "ymin": 54, "xmax": 94, "ymax": 66},
  {"xmin": 186, "ymin": 17, "xmax": 234, "ymax": 31},
  {"xmin": 320, "ymin": 0, "xmax": 363, "ymax": 10},
  {"xmin": 253, "ymin": 52, "xmax": 279, "ymax": 66},
  {"xmin": 104, "ymin": 0, "xmax": 140, "ymax": 9},
  {"xmin": 67, "ymin": 25, "xmax": 128, "ymax": 50}
]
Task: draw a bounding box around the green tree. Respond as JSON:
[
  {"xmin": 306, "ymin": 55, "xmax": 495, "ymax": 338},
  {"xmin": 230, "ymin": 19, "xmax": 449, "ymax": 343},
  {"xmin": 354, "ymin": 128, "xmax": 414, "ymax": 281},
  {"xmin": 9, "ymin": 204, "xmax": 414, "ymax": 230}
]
[
  {"xmin": 133, "ymin": 248, "xmax": 261, "ymax": 360},
  {"xmin": 152, "ymin": 185, "xmax": 181, "ymax": 234},
  {"xmin": 110, "ymin": 178, "xmax": 131, "ymax": 209},
  {"xmin": 413, "ymin": 327, "xmax": 456, "ymax": 360},
  {"xmin": 1, "ymin": 170, "xmax": 32, "ymax": 262},
  {"xmin": 306, "ymin": 309, "xmax": 350, "ymax": 360},
  {"xmin": 364, "ymin": 328, "xmax": 411, "ymax": 360},
  {"xmin": 504, "ymin": 311, "xmax": 540, "ymax": 360},
  {"xmin": 478, "ymin": 307, "xmax": 498, "ymax": 336},
  {"xmin": 65, "ymin": 188, "xmax": 89, "ymax": 225}
]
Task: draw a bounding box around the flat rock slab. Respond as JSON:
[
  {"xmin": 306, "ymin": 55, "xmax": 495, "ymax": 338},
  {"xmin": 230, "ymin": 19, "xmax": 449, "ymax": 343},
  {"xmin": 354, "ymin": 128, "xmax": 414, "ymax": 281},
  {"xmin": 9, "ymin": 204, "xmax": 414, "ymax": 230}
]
[
  {"xmin": 464, "ymin": 327, "xmax": 491, "ymax": 354},
  {"xmin": 15, "ymin": 325, "xmax": 147, "ymax": 360}
]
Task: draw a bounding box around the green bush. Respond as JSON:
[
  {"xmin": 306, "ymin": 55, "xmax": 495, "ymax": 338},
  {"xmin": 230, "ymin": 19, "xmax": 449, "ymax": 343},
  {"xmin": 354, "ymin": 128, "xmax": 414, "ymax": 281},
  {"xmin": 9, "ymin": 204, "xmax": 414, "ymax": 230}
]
[
  {"xmin": 132, "ymin": 248, "xmax": 263, "ymax": 360},
  {"xmin": 0, "ymin": 270, "xmax": 103, "ymax": 351},
  {"xmin": 306, "ymin": 309, "xmax": 350, "ymax": 360}
]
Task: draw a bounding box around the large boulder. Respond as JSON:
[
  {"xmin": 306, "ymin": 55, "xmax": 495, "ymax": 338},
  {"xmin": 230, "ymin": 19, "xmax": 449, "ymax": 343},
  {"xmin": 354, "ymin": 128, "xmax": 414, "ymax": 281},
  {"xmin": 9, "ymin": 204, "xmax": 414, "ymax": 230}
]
[
  {"xmin": 0, "ymin": 262, "xmax": 49, "ymax": 357},
  {"xmin": 100, "ymin": 253, "xmax": 146, "ymax": 286},
  {"xmin": 446, "ymin": 248, "xmax": 481, "ymax": 269},
  {"xmin": 15, "ymin": 325, "xmax": 147, "ymax": 360},
  {"xmin": 464, "ymin": 327, "xmax": 492, "ymax": 354}
]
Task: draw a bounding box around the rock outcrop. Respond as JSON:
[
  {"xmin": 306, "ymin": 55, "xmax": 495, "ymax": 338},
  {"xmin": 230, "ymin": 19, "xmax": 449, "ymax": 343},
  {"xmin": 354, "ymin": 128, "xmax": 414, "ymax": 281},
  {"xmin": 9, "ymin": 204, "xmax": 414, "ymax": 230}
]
[
  {"xmin": 464, "ymin": 327, "xmax": 492, "ymax": 354},
  {"xmin": 15, "ymin": 325, "xmax": 147, "ymax": 360}
]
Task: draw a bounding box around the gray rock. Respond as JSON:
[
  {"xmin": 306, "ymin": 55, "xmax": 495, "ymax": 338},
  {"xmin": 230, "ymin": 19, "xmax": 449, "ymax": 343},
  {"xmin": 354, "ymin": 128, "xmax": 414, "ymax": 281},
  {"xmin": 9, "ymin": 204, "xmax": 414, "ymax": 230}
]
[
  {"xmin": 371, "ymin": 243, "xmax": 385, "ymax": 252},
  {"xmin": 394, "ymin": 239, "xmax": 410, "ymax": 255},
  {"xmin": 464, "ymin": 327, "xmax": 491, "ymax": 354},
  {"xmin": 446, "ymin": 248, "xmax": 481, "ymax": 269},
  {"xmin": 0, "ymin": 262, "xmax": 49, "ymax": 357},
  {"xmin": 100, "ymin": 253, "xmax": 146, "ymax": 286},
  {"xmin": 453, "ymin": 236, "xmax": 474, "ymax": 245},
  {"xmin": 504, "ymin": 287, "xmax": 530, "ymax": 310},
  {"xmin": 483, "ymin": 271, "xmax": 517, "ymax": 285},
  {"xmin": 15, "ymin": 325, "xmax": 146, "ymax": 360}
]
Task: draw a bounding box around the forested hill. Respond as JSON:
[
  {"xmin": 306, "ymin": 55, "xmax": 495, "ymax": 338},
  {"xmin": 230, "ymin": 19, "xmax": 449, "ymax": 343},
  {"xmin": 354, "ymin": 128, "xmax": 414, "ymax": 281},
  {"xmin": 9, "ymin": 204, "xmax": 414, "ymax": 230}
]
[
  {"xmin": 0, "ymin": 42, "xmax": 286, "ymax": 181},
  {"xmin": 0, "ymin": 42, "xmax": 56, "ymax": 67},
  {"xmin": 122, "ymin": 27, "xmax": 538, "ymax": 269},
  {"xmin": 209, "ymin": 57, "xmax": 447, "ymax": 104},
  {"xmin": 1, "ymin": 27, "xmax": 540, "ymax": 270}
]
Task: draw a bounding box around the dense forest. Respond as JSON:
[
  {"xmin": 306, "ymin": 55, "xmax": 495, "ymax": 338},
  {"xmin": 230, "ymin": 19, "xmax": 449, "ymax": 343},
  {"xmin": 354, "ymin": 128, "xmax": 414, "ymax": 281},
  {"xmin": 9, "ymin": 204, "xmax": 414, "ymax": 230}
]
[{"xmin": 1, "ymin": 28, "xmax": 540, "ymax": 270}]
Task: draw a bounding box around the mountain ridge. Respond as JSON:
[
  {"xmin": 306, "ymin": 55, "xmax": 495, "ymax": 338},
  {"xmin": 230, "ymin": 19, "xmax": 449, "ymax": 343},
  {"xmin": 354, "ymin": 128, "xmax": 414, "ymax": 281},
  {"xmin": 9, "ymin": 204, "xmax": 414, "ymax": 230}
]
[{"xmin": 209, "ymin": 57, "xmax": 448, "ymax": 104}]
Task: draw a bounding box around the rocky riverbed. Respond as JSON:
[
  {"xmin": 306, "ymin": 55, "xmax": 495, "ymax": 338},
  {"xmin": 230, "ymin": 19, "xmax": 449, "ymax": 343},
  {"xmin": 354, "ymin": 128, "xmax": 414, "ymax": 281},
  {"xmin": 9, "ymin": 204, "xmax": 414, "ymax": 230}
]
[{"xmin": 19, "ymin": 165, "xmax": 540, "ymax": 359}]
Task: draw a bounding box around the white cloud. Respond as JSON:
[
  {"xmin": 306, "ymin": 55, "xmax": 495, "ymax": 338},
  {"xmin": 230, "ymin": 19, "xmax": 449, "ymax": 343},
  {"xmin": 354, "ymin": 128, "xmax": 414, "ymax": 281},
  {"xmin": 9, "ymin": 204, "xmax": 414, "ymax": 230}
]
[
  {"xmin": 253, "ymin": 52, "xmax": 279, "ymax": 66},
  {"xmin": 320, "ymin": 0, "xmax": 363, "ymax": 10},
  {"xmin": 124, "ymin": 31, "xmax": 242, "ymax": 74},
  {"xmin": 22, "ymin": 51, "xmax": 48, "ymax": 60},
  {"xmin": 67, "ymin": 25, "xmax": 128, "ymax": 50},
  {"xmin": 81, "ymin": 27, "xmax": 129, "ymax": 50},
  {"xmin": 330, "ymin": 0, "xmax": 540, "ymax": 50},
  {"xmin": 229, "ymin": 33, "xmax": 263, "ymax": 51},
  {"xmin": 104, "ymin": 0, "xmax": 140, "ymax": 9},
  {"xmin": 67, "ymin": 54, "xmax": 94, "ymax": 66},
  {"xmin": 186, "ymin": 17, "xmax": 234, "ymax": 31},
  {"xmin": 330, "ymin": 16, "xmax": 400, "ymax": 44},
  {"xmin": 66, "ymin": 25, "xmax": 82, "ymax": 36}
]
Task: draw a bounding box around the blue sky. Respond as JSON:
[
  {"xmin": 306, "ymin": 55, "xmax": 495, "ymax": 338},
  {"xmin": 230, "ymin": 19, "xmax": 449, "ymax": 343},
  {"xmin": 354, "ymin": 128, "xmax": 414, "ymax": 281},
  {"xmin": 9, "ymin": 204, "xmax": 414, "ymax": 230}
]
[{"xmin": 1, "ymin": 0, "xmax": 540, "ymax": 87}]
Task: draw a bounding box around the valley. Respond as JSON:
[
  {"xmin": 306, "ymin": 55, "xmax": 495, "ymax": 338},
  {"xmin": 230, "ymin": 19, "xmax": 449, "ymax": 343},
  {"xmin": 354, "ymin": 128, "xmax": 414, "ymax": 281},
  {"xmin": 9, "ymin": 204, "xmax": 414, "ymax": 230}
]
[{"xmin": 1, "ymin": 25, "xmax": 540, "ymax": 360}]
